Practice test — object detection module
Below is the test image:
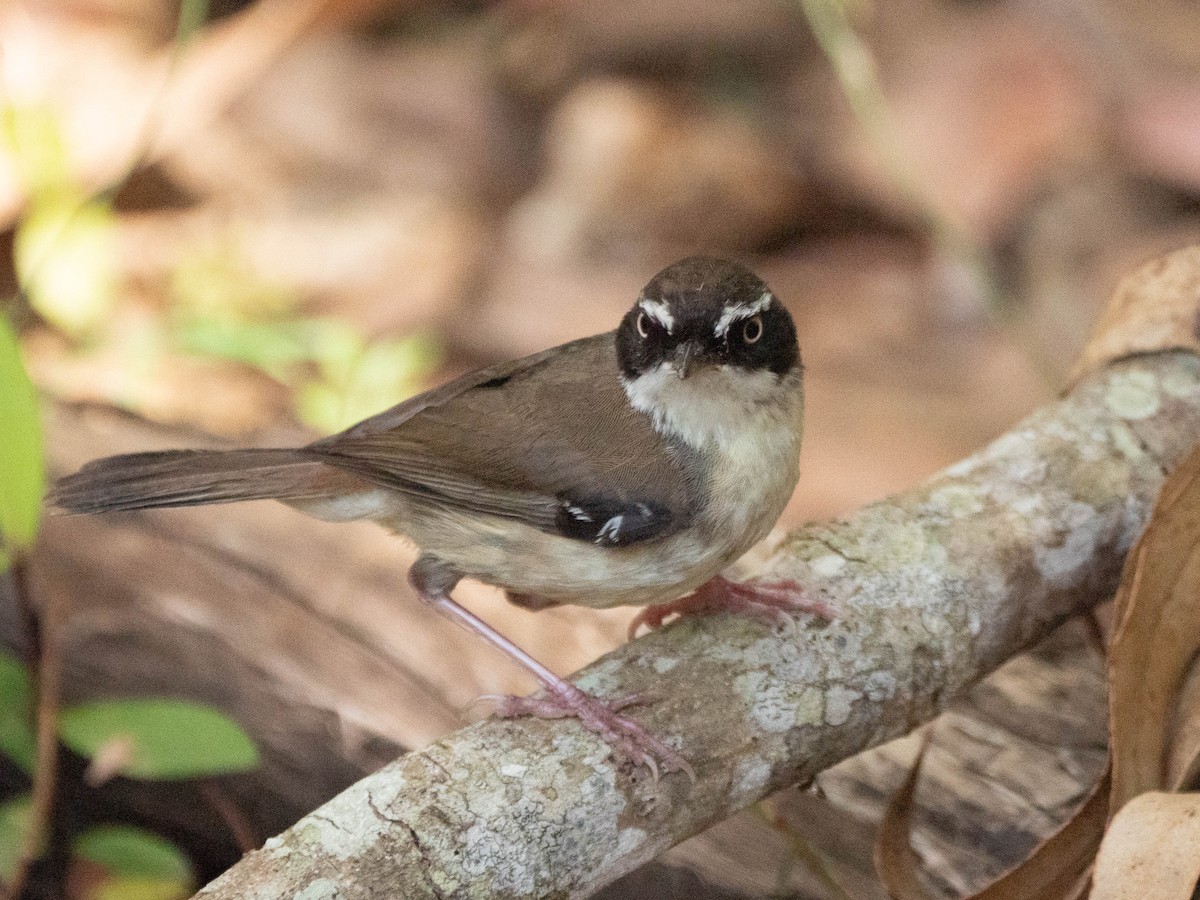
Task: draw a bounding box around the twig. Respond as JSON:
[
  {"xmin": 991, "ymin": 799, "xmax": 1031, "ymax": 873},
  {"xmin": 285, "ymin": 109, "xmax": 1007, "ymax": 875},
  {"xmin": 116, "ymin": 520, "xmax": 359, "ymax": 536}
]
[
  {"xmin": 7, "ymin": 558, "xmax": 65, "ymax": 899},
  {"xmin": 199, "ymin": 779, "xmax": 260, "ymax": 855},
  {"xmin": 797, "ymin": 0, "xmax": 998, "ymax": 306},
  {"xmin": 92, "ymin": 0, "xmax": 211, "ymax": 209},
  {"xmin": 0, "ymin": 0, "xmax": 376, "ymax": 228},
  {"xmin": 10, "ymin": 556, "xmax": 40, "ymax": 666},
  {"xmin": 795, "ymin": 0, "xmax": 1066, "ymax": 387},
  {"xmin": 1, "ymin": 0, "xmax": 212, "ymax": 309},
  {"xmin": 753, "ymin": 799, "xmax": 857, "ymax": 900}
]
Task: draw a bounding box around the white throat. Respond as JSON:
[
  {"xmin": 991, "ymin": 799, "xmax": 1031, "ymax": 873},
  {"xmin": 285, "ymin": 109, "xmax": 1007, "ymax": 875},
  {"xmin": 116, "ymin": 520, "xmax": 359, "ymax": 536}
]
[{"xmin": 622, "ymin": 364, "xmax": 803, "ymax": 452}]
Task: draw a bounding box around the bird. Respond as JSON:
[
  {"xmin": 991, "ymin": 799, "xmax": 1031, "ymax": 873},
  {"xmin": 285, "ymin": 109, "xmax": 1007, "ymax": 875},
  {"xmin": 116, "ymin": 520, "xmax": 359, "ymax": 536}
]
[{"xmin": 51, "ymin": 256, "xmax": 821, "ymax": 778}]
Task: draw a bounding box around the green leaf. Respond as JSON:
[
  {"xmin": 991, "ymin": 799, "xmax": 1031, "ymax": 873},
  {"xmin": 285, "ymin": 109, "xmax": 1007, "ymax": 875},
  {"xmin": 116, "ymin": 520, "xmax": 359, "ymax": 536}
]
[
  {"xmin": 337, "ymin": 335, "xmax": 439, "ymax": 429},
  {"xmin": 74, "ymin": 825, "xmax": 193, "ymax": 886},
  {"xmin": 95, "ymin": 877, "xmax": 192, "ymax": 900},
  {"xmin": 58, "ymin": 699, "xmax": 259, "ymax": 780},
  {"xmin": 172, "ymin": 317, "xmax": 312, "ymax": 381},
  {"xmin": 0, "ymin": 652, "xmax": 37, "ymax": 774},
  {"xmin": 0, "ymin": 794, "xmax": 33, "ymax": 882},
  {"xmin": 300, "ymin": 329, "xmax": 439, "ymax": 433},
  {"xmin": 295, "ymin": 380, "xmax": 346, "ymax": 435},
  {"xmin": 307, "ymin": 319, "xmax": 366, "ymax": 387},
  {"xmin": 15, "ymin": 193, "xmax": 118, "ymax": 339},
  {"xmin": 0, "ymin": 315, "xmax": 44, "ymax": 555}
]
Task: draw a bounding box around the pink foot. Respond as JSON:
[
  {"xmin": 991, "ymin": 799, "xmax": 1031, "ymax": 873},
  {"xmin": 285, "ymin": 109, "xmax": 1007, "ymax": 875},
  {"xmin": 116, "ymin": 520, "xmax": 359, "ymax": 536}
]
[
  {"xmin": 629, "ymin": 575, "xmax": 835, "ymax": 638},
  {"xmin": 493, "ymin": 683, "xmax": 695, "ymax": 782}
]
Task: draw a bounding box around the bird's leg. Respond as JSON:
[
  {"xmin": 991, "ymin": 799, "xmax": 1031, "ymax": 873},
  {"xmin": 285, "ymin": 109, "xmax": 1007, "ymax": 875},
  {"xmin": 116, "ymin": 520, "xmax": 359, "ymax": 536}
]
[
  {"xmin": 629, "ymin": 574, "xmax": 835, "ymax": 639},
  {"xmin": 409, "ymin": 557, "xmax": 693, "ymax": 779}
]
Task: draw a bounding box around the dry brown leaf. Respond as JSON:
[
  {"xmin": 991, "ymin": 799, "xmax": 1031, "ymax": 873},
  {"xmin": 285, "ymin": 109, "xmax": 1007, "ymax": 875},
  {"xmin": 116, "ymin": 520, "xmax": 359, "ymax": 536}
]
[
  {"xmin": 1107, "ymin": 441, "xmax": 1200, "ymax": 811},
  {"xmin": 1089, "ymin": 792, "xmax": 1200, "ymax": 900},
  {"xmin": 875, "ymin": 735, "xmax": 1107, "ymax": 900},
  {"xmin": 1067, "ymin": 245, "xmax": 1200, "ymax": 387},
  {"xmin": 962, "ymin": 771, "xmax": 1107, "ymax": 900},
  {"xmin": 1165, "ymin": 657, "xmax": 1200, "ymax": 791}
]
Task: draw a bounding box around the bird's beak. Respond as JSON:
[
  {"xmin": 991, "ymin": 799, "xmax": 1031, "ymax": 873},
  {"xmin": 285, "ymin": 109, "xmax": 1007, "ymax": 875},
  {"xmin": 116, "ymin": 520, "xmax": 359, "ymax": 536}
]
[{"xmin": 673, "ymin": 342, "xmax": 707, "ymax": 379}]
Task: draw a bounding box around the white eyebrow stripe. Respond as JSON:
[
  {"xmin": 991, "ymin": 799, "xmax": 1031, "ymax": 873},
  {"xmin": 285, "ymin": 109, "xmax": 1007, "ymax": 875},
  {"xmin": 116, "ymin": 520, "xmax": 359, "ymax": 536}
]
[
  {"xmin": 638, "ymin": 298, "xmax": 675, "ymax": 333},
  {"xmin": 714, "ymin": 291, "xmax": 774, "ymax": 337}
]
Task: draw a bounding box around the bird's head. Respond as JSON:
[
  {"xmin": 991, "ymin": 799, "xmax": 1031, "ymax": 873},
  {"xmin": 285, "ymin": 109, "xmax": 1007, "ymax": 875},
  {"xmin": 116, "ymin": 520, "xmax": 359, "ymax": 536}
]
[
  {"xmin": 616, "ymin": 256, "xmax": 799, "ymax": 382},
  {"xmin": 615, "ymin": 256, "xmax": 802, "ymax": 446}
]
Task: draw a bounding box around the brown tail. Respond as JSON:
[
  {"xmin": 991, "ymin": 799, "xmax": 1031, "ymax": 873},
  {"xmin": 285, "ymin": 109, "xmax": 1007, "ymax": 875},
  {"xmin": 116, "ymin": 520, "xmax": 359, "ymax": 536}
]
[{"xmin": 50, "ymin": 448, "xmax": 332, "ymax": 514}]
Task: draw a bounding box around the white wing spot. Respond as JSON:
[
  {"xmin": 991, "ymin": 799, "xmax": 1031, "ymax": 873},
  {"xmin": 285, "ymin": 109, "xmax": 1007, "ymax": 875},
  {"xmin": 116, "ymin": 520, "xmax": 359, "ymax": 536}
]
[
  {"xmin": 714, "ymin": 291, "xmax": 774, "ymax": 338},
  {"xmin": 638, "ymin": 299, "xmax": 675, "ymax": 334},
  {"xmin": 597, "ymin": 515, "xmax": 625, "ymax": 543},
  {"xmin": 566, "ymin": 504, "xmax": 593, "ymax": 522},
  {"xmin": 636, "ymin": 503, "xmax": 651, "ymax": 517}
]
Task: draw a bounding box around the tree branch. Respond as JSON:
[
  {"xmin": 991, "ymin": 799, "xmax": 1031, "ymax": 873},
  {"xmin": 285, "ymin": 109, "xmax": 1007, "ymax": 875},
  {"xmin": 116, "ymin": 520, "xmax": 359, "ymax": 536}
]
[{"xmin": 190, "ymin": 336, "xmax": 1200, "ymax": 898}]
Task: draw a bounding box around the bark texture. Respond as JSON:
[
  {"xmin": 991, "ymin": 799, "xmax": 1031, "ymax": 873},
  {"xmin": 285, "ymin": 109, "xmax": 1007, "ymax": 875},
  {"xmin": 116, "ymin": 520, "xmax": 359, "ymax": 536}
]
[{"xmin": 192, "ymin": 349, "xmax": 1200, "ymax": 899}]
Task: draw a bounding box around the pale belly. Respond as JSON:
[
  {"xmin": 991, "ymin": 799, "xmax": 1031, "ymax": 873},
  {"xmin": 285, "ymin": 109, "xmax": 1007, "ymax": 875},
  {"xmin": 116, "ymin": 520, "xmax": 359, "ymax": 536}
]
[
  {"xmin": 394, "ymin": 508, "xmax": 775, "ymax": 609},
  {"xmin": 291, "ymin": 489, "xmax": 737, "ymax": 608},
  {"xmin": 387, "ymin": 422, "xmax": 800, "ymax": 609}
]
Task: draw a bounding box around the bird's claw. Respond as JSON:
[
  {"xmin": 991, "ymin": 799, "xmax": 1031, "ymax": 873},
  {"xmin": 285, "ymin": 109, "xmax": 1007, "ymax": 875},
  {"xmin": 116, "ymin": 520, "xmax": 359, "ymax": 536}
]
[
  {"xmin": 492, "ymin": 686, "xmax": 694, "ymax": 782},
  {"xmin": 628, "ymin": 575, "xmax": 834, "ymax": 639}
]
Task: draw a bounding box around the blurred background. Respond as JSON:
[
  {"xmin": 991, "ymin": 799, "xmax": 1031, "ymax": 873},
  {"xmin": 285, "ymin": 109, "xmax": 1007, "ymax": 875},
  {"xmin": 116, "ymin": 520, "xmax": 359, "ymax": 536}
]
[
  {"xmin": 14, "ymin": 0, "xmax": 1200, "ymax": 521},
  {"xmin": 3, "ymin": 0, "xmax": 1200, "ymax": 896}
]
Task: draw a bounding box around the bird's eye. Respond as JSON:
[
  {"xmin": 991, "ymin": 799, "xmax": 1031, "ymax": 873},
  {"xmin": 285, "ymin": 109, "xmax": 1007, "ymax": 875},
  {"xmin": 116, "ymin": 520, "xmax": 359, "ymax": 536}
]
[
  {"xmin": 636, "ymin": 311, "xmax": 651, "ymax": 339},
  {"xmin": 742, "ymin": 314, "xmax": 763, "ymax": 344}
]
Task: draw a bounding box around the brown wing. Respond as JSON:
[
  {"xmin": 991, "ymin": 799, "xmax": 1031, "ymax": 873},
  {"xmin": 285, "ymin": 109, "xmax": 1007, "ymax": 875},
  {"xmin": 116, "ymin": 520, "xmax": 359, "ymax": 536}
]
[{"xmin": 305, "ymin": 334, "xmax": 699, "ymax": 546}]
